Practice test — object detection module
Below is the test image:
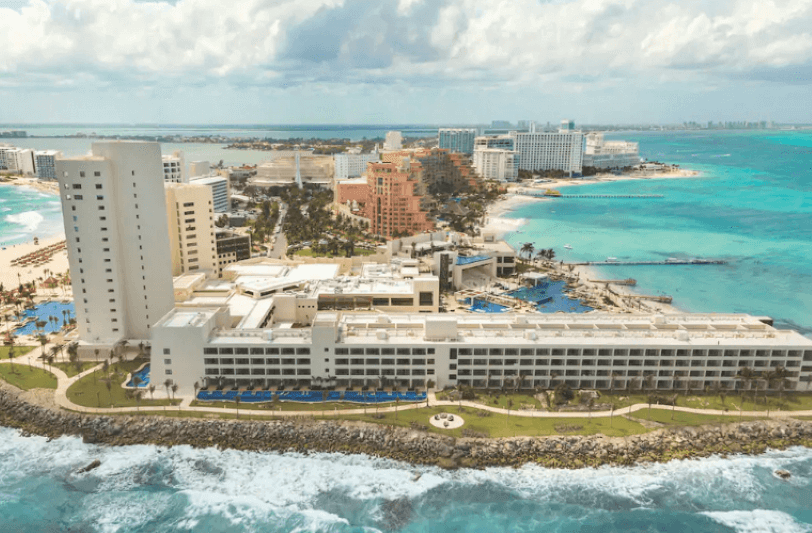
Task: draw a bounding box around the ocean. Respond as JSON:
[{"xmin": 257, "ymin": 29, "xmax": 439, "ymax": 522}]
[
  {"xmin": 1, "ymin": 427, "xmax": 811, "ymax": 533},
  {"xmin": 504, "ymin": 130, "xmax": 812, "ymax": 338},
  {"xmin": 0, "ymin": 183, "xmax": 64, "ymax": 247}
]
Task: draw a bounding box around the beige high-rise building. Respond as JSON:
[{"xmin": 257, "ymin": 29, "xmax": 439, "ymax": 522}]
[
  {"xmin": 164, "ymin": 183, "xmax": 218, "ymax": 277},
  {"xmin": 56, "ymin": 141, "xmax": 175, "ymax": 345}
]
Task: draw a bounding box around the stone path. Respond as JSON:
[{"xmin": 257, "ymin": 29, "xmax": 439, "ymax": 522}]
[{"xmin": 4, "ymin": 344, "xmax": 812, "ymax": 421}]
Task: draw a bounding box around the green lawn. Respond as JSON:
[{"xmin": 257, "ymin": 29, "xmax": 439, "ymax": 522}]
[
  {"xmin": 67, "ymin": 358, "xmax": 179, "ymax": 408},
  {"xmin": 0, "ymin": 346, "xmax": 36, "ymax": 359},
  {"xmin": 293, "ymin": 247, "xmax": 375, "ymax": 258},
  {"xmin": 52, "ymin": 361, "xmax": 96, "ymax": 378},
  {"xmin": 339, "ymin": 405, "xmax": 648, "ymax": 438},
  {"xmin": 453, "ymin": 391, "xmax": 544, "ymax": 411},
  {"xmin": 0, "ymin": 364, "xmax": 57, "ymax": 390},
  {"xmin": 602, "ymin": 392, "xmax": 812, "ymax": 413},
  {"xmin": 628, "ymin": 407, "xmax": 762, "ymax": 426}
]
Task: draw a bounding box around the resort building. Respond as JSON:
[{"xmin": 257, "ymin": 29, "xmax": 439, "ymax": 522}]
[
  {"xmin": 35, "ymin": 150, "xmax": 63, "ymax": 180},
  {"xmin": 162, "ymin": 150, "xmax": 186, "ymax": 183},
  {"xmin": 362, "ymin": 159, "xmax": 434, "ymax": 238},
  {"xmin": 474, "ymin": 134, "xmax": 516, "ymax": 151},
  {"xmin": 55, "ymin": 141, "xmax": 175, "ymax": 345},
  {"xmin": 0, "ymin": 147, "xmax": 36, "ymax": 175},
  {"xmin": 512, "ymin": 128, "xmax": 584, "ymax": 175},
  {"xmin": 472, "ymin": 148, "xmax": 520, "ymax": 182},
  {"xmin": 189, "ymin": 175, "xmax": 230, "ymax": 213},
  {"xmin": 252, "ymin": 154, "xmax": 334, "ymax": 188},
  {"xmin": 334, "ymin": 150, "xmax": 380, "ymax": 181},
  {"xmin": 150, "ymin": 309, "xmax": 812, "ymax": 397},
  {"xmin": 381, "ymin": 148, "xmax": 479, "ymax": 193},
  {"xmin": 439, "ymin": 128, "xmax": 476, "ymax": 154},
  {"xmin": 164, "ymin": 182, "xmax": 218, "ymax": 277},
  {"xmin": 215, "ymin": 230, "xmax": 251, "ymax": 277},
  {"xmin": 189, "ymin": 160, "xmax": 211, "ymax": 177},
  {"xmin": 384, "ymin": 131, "xmax": 402, "ymax": 151},
  {"xmin": 582, "ymin": 133, "xmax": 641, "ymax": 169}
]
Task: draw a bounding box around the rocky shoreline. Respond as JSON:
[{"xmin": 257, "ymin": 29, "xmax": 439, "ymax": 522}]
[{"xmin": 2, "ymin": 386, "xmax": 811, "ymax": 469}]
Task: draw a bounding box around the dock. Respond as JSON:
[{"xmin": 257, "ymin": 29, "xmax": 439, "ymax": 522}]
[
  {"xmin": 518, "ymin": 191, "xmax": 664, "ymax": 199},
  {"xmin": 574, "ymin": 259, "xmax": 727, "ymax": 266},
  {"xmin": 588, "ymin": 278, "xmax": 637, "ymax": 285}
]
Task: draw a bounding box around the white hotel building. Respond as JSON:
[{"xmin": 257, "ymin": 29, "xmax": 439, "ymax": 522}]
[
  {"xmin": 56, "ymin": 142, "xmax": 175, "ymax": 345},
  {"xmin": 472, "ymin": 148, "xmax": 520, "ymax": 182},
  {"xmin": 512, "ymin": 129, "xmax": 584, "ymax": 176},
  {"xmin": 582, "ymin": 132, "xmax": 641, "ymax": 169},
  {"xmin": 334, "ymin": 151, "xmax": 380, "ymax": 181},
  {"xmin": 152, "ymin": 308, "xmax": 812, "ymax": 397}
]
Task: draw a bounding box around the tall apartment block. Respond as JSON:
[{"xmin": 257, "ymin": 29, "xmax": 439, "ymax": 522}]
[
  {"xmin": 438, "ymin": 128, "xmax": 476, "ymax": 154},
  {"xmin": 384, "ymin": 131, "xmax": 403, "ymax": 151},
  {"xmin": 162, "ymin": 150, "xmax": 186, "ymax": 183},
  {"xmin": 511, "ymin": 128, "xmax": 584, "ymax": 176},
  {"xmin": 363, "ymin": 159, "xmax": 434, "ymax": 238},
  {"xmin": 35, "ymin": 150, "xmax": 63, "ymax": 179},
  {"xmin": 164, "ymin": 182, "xmax": 218, "ymax": 277},
  {"xmin": 56, "ymin": 141, "xmax": 175, "ymax": 345},
  {"xmin": 189, "ymin": 175, "xmax": 230, "ymax": 213}
]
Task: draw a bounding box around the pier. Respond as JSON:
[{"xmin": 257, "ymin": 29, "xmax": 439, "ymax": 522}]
[
  {"xmin": 588, "ymin": 278, "xmax": 637, "ymax": 285},
  {"xmin": 574, "ymin": 259, "xmax": 727, "ymax": 266},
  {"xmin": 518, "ymin": 191, "xmax": 664, "ymax": 199}
]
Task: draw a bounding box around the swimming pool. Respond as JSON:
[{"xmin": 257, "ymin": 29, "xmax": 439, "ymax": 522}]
[
  {"xmin": 506, "ymin": 281, "xmax": 593, "ymax": 313},
  {"xmin": 126, "ymin": 364, "xmax": 150, "ymax": 387},
  {"xmin": 13, "ymin": 301, "xmax": 75, "ymax": 336},
  {"xmin": 469, "ymin": 299, "xmax": 509, "ymax": 313}
]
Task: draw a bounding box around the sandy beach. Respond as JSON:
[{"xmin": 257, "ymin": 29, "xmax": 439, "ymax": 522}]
[
  {"xmin": 0, "ymin": 234, "xmax": 70, "ymax": 290},
  {"xmin": 1, "ymin": 176, "xmax": 60, "ymax": 195}
]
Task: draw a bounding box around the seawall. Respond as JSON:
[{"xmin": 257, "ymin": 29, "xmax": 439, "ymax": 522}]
[{"xmin": 2, "ymin": 386, "xmax": 812, "ymax": 469}]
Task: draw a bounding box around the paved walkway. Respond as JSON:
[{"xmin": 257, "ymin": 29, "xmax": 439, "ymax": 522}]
[{"xmin": 4, "ymin": 345, "xmax": 812, "ymax": 421}]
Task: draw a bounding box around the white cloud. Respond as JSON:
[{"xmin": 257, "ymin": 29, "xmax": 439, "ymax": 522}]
[{"xmin": 1, "ymin": 0, "xmax": 812, "ymax": 93}]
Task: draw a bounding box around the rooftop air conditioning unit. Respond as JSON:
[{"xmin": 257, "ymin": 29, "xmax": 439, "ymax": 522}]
[{"xmin": 377, "ymin": 331, "xmax": 388, "ymax": 340}]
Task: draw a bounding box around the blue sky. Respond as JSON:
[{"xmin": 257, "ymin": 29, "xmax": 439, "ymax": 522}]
[{"xmin": 1, "ymin": 0, "xmax": 811, "ymax": 125}]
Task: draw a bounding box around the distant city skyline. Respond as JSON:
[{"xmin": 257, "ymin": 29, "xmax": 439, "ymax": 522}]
[{"xmin": 1, "ymin": 0, "xmax": 811, "ymax": 125}]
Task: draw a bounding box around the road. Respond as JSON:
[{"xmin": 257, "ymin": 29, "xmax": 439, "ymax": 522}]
[{"xmin": 266, "ymin": 205, "xmax": 287, "ymax": 259}]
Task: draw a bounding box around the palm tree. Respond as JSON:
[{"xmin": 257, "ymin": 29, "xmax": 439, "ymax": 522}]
[
  {"xmin": 235, "ymin": 395, "xmax": 241, "ymax": 418},
  {"xmin": 163, "ymin": 378, "xmax": 172, "ymax": 399},
  {"xmin": 105, "ymin": 379, "xmax": 113, "ymax": 406},
  {"xmin": 609, "ymin": 372, "xmax": 619, "ymax": 396},
  {"xmin": 736, "ymin": 366, "xmax": 755, "ymax": 407},
  {"xmin": 171, "ymin": 383, "xmax": 178, "ymax": 402},
  {"xmin": 7, "ymin": 344, "xmax": 16, "ymax": 373},
  {"xmin": 520, "ymin": 242, "xmax": 535, "ymax": 263},
  {"xmin": 133, "ymin": 375, "xmax": 142, "ymax": 390},
  {"xmin": 193, "ymin": 381, "xmax": 200, "ymax": 399},
  {"xmin": 148, "ymin": 384, "xmax": 156, "ymax": 400}
]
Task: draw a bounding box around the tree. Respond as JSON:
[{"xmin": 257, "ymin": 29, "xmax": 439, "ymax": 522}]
[
  {"xmin": 105, "ymin": 379, "xmax": 113, "ymax": 405},
  {"xmin": 193, "ymin": 381, "xmax": 200, "ymax": 400},
  {"xmin": 164, "ymin": 378, "xmax": 173, "ymax": 399},
  {"xmin": 7, "ymin": 344, "xmax": 16, "ymax": 373},
  {"xmin": 520, "ymin": 242, "xmax": 535, "ymax": 263},
  {"xmin": 215, "ymin": 214, "xmax": 229, "ymax": 228},
  {"xmin": 171, "ymin": 383, "xmax": 179, "ymax": 401},
  {"xmin": 235, "ymin": 395, "xmax": 241, "ymax": 419},
  {"xmin": 148, "ymin": 384, "xmax": 156, "ymax": 400}
]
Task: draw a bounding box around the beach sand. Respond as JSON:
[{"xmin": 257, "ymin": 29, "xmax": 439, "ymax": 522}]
[
  {"xmin": 2, "ymin": 176, "xmax": 60, "ymax": 195},
  {"xmin": 0, "ymin": 234, "xmax": 70, "ymax": 290}
]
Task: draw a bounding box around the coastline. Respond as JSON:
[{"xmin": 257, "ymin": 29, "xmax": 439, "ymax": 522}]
[
  {"xmin": 482, "ymin": 169, "xmax": 696, "ymax": 314},
  {"xmin": 1, "ymin": 381, "xmax": 810, "ymax": 470}
]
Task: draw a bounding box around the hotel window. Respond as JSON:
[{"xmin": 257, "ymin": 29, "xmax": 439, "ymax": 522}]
[{"xmin": 164, "ymin": 359, "xmax": 172, "ymax": 365}]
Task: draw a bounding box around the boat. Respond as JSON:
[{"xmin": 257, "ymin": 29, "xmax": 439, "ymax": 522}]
[
  {"xmin": 666, "ymin": 257, "xmax": 680, "ymax": 263},
  {"xmin": 606, "ymin": 257, "xmax": 619, "ymax": 263},
  {"xmin": 564, "ymin": 244, "xmax": 573, "ymax": 250}
]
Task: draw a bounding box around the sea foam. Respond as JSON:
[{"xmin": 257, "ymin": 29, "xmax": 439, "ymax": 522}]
[
  {"xmin": 703, "ymin": 510, "xmax": 812, "ymax": 533},
  {"xmin": 4, "ymin": 210, "xmax": 44, "ymax": 233}
]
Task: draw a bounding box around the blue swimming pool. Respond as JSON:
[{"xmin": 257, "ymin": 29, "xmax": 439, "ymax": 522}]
[
  {"xmin": 126, "ymin": 364, "xmax": 150, "ymax": 387},
  {"xmin": 469, "ymin": 299, "xmax": 509, "ymax": 313},
  {"xmin": 196, "ymin": 390, "xmax": 427, "ymax": 404},
  {"xmin": 13, "ymin": 301, "xmax": 75, "ymax": 336},
  {"xmin": 506, "ymin": 281, "xmax": 593, "ymax": 313}
]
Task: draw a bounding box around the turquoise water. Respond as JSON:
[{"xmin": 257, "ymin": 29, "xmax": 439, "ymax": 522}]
[
  {"xmin": 13, "ymin": 301, "xmax": 75, "ymax": 336},
  {"xmin": 1, "ymin": 428, "xmax": 810, "ymax": 532},
  {"xmin": 508, "ymin": 281, "xmax": 595, "ymax": 313},
  {"xmin": 504, "ymin": 131, "xmax": 812, "ymax": 337},
  {"xmin": 0, "ymin": 184, "xmax": 64, "ymax": 247}
]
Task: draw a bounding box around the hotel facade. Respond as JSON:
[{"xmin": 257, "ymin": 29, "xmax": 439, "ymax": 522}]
[{"xmin": 151, "ymin": 310, "xmax": 812, "ymax": 397}]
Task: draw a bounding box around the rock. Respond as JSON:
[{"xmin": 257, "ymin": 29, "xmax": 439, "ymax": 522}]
[
  {"xmin": 77, "ymin": 459, "xmax": 101, "ymax": 474},
  {"xmin": 775, "ymin": 469, "xmax": 791, "ymax": 480}
]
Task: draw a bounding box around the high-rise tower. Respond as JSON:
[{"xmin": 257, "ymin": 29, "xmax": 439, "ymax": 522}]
[{"xmin": 56, "ymin": 141, "xmax": 175, "ymax": 345}]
